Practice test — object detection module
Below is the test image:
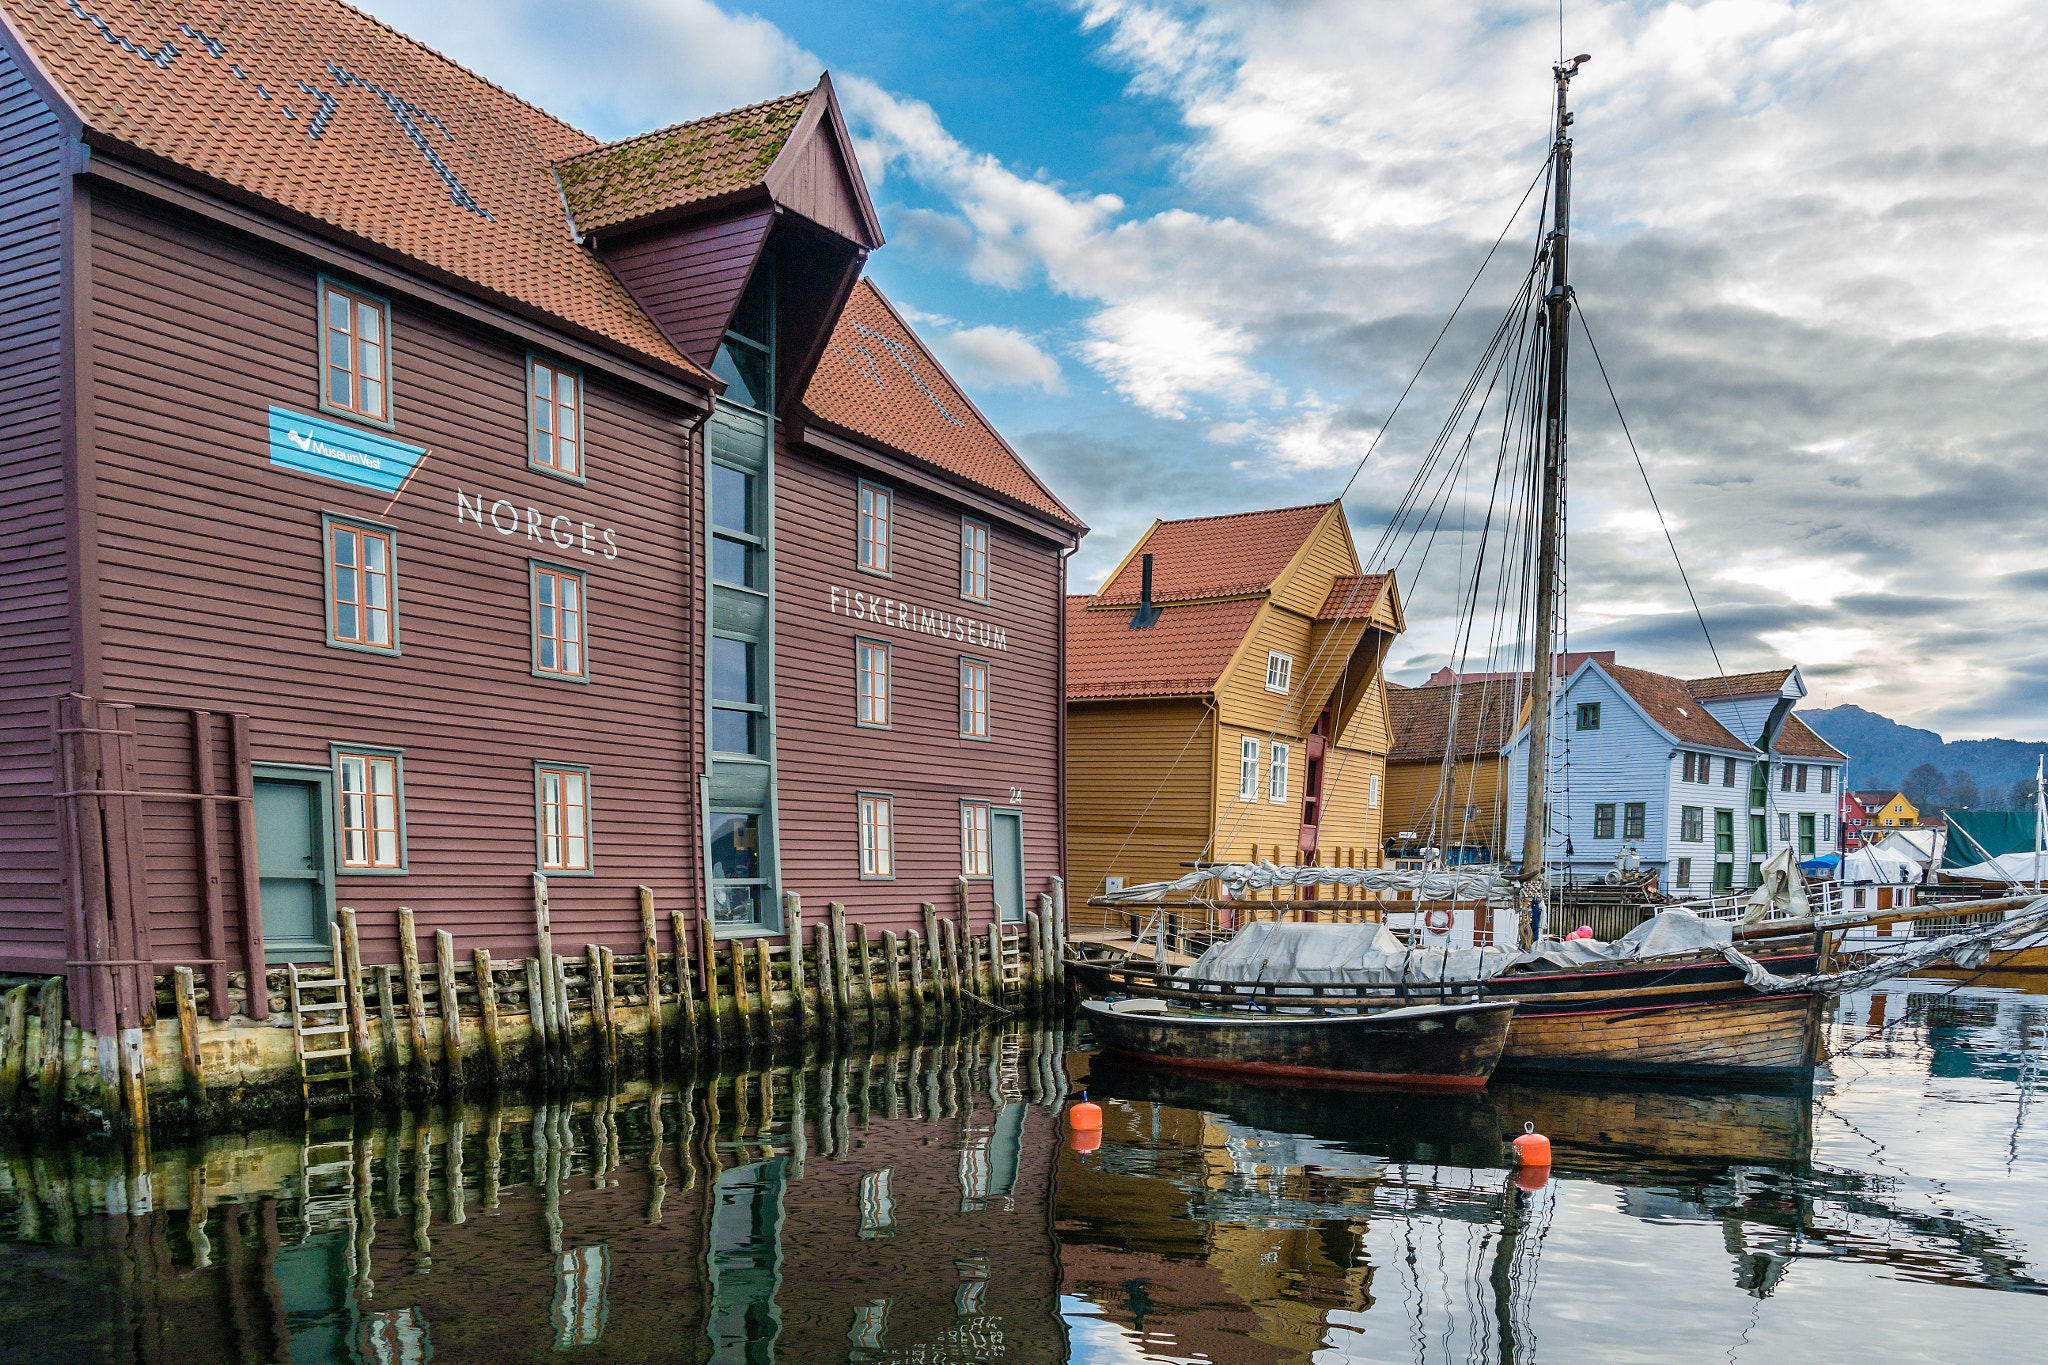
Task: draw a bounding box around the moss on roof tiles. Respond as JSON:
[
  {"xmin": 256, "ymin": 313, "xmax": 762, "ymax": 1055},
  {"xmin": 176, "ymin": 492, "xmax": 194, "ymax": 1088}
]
[{"xmin": 557, "ymin": 90, "xmax": 809, "ymax": 234}]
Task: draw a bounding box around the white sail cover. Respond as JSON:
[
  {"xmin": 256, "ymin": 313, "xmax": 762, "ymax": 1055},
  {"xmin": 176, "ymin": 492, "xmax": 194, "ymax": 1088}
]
[
  {"xmin": 1096, "ymin": 860, "xmax": 1511, "ymax": 903},
  {"xmin": 1514, "ymin": 909, "xmax": 1735, "ymax": 967},
  {"xmin": 1184, "ymin": 920, "xmax": 1518, "ymax": 983},
  {"xmin": 1941, "ymin": 851, "xmax": 2048, "ymax": 886}
]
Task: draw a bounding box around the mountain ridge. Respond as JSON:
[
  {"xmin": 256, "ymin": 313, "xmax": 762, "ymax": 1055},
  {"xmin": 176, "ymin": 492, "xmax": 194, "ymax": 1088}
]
[{"xmin": 1801, "ymin": 704, "xmax": 2046, "ymax": 803}]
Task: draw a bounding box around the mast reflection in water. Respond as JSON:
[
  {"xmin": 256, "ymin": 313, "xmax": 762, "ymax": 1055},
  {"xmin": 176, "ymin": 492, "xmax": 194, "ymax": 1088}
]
[{"xmin": 2, "ymin": 984, "xmax": 2045, "ymax": 1364}]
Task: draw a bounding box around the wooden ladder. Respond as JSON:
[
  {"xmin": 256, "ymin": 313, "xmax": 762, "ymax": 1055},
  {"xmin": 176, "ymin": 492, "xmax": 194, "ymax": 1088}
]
[{"xmin": 288, "ymin": 962, "xmax": 354, "ymax": 1103}]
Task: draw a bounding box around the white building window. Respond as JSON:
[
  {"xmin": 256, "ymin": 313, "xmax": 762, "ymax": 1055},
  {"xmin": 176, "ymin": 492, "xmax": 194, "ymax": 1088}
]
[
  {"xmin": 960, "ymin": 518, "xmax": 989, "ymax": 601},
  {"xmin": 1779, "ymin": 812, "xmax": 1792, "ymax": 842},
  {"xmin": 1265, "ymin": 651, "xmax": 1292, "ymax": 694},
  {"xmin": 859, "ymin": 793, "xmax": 893, "ymax": 878},
  {"xmin": 1368, "ymin": 773, "xmax": 1381, "ymax": 810},
  {"xmin": 1269, "ymin": 742, "xmax": 1290, "ymax": 803},
  {"xmin": 961, "ymin": 802, "xmax": 990, "ymax": 877},
  {"xmin": 1238, "ymin": 737, "xmax": 1259, "ymax": 801}
]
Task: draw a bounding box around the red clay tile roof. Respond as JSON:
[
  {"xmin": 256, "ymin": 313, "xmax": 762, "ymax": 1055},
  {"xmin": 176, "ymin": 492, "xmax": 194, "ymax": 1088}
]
[
  {"xmin": 1685, "ymin": 669, "xmax": 1796, "ymax": 699},
  {"xmin": 1067, "ymin": 595, "xmax": 1261, "ymax": 700},
  {"xmin": 557, "ymin": 90, "xmax": 810, "ymax": 237},
  {"xmin": 1386, "ymin": 681, "xmax": 1526, "ymax": 761},
  {"xmin": 804, "ymin": 280, "xmax": 1082, "ymax": 529},
  {"xmin": 1851, "ymin": 790, "xmax": 1902, "ymax": 806},
  {"xmin": 6, "ymin": 0, "xmax": 703, "ymax": 376},
  {"xmin": 1316, "ymin": 574, "xmax": 1389, "ymax": 620},
  {"xmin": 1094, "ymin": 503, "xmax": 1333, "ymax": 606},
  {"xmin": 1771, "ymin": 712, "xmax": 1848, "ymax": 761},
  {"xmin": 1604, "ymin": 663, "xmax": 1751, "ymax": 751}
]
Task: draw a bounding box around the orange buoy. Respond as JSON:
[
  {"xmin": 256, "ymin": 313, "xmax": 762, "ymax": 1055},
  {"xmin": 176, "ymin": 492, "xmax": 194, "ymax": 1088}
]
[
  {"xmin": 1513, "ymin": 1163, "xmax": 1550, "ymax": 1193},
  {"xmin": 1069, "ymin": 1093, "xmax": 1103, "ymax": 1131},
  {"xmin": 1510, "ymin": 1121, "xmax": 1551, "ymax": 1166},
  {"xmin": 1070, "ymin": 1126, "xmax": 1103, "ymax": 1154}
]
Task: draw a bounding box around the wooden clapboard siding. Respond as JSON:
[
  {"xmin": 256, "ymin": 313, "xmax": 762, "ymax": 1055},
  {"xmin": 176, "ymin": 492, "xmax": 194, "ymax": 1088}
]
[
  {"xmin": 1066, "ymin": 699, "xmax": 1212, "ymax": 920},
  {"xmin": 0, "ymin": 45, "xmax": 72, "ymax": 969},
  {"xmin": 774, "ymin": 434, "xmax": 1065, "ymax": 931},
  {"xmin": 86, "ymin": 191, "xmax": 704, "ymax": 967},
  {"xmin": 1385, "ymin": 754, "xmax": 1512, "ymax": 851},
  {"xmin": 1265, "ymin": 502, "xmax": 1355, "ymax": 617},
  {"xmin": 599, "ymin": 203, "xmax": 775, "ymax": 369}
]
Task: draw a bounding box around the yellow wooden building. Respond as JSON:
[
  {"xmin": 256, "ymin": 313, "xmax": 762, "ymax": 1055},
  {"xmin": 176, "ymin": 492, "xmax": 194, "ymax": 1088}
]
[{"xmin": 1065, "ymin": 502, "xmax": 1404, "ymax": 931}]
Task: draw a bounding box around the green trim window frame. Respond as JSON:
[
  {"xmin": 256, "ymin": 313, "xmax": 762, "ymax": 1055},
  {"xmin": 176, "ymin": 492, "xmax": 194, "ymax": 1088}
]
[
  {"xmin": 321, "ymin": 512, "xmax": 400, "ymax": 655},
  {"xmin": 1675, "ymin": 856, "xmax": 1692, "ymax": 887},
  {"xmin": 857, "ymin": 638, "xmax": 891, "ymax": 728},
  {"xmin": 1750, "ymin": 813, "xmax": 1768, "ymax": 859},
  {"xmin": 530, "ymin": 559, "xmax": 590, "ymax": 683},
  {"xmin": 1820, "ymin": 766, "xmax": 1832, "ymax": 794},
  {"xmin": 712, "ymin": 633, "xmax": 764, "ymax": 757},
  {"xmin": 858, "ymin": 481, "xmax": 892, "ymax": 576},
  {"xmin": 317, "ymin": 276, "xmax": 394, "ymax": 429},
  {"xmin": 961, "ymin": 800, "xmax": 992, "ymax": 878},
  {"xmin": 1593, "ymin": 804, "xmax": 1616, "ymax": 839},
  {"xmin": 1575, "ymin": 702, "xmax": 1601, "ymax": 730},
  {"xmin": 1714, "ymin": 860, "xmax": 1734, "ymax": 892},
  {"xmin": 858, "ymin": 792, "xmax": 894, "ymax": 880},
  {"xmin": 1722, "ymin": 757, "xmax": 1736, "ymax": 787},
  {"xmin": 960, "ymin": 518, "xmax": 990, "ymax": 601},
  {"xmin": 1714, "ymin": 808, "xmax": 1735, "ymax": 854},
  {"xmin": 1681, "ymin": 805, "xmax": 1703, "ymax": 842},
  {"xmin": 711, "ymin": 461, "xmax": 764, "ymax": 591},
  {"xmin": 330, "ymin": 743, "xmax": 407, "ymax": 874},
  {"xmin": 960, "ymin": 656, "xmax": 990, "ymax": 740},
  {"xmin": 535, "ymin": 761, "xmax": 593, "ymax": 876},
  {"xmin": 529, "ymin": 353, "xmax": 585, "ymax": 483},
  {"xmin": 1623, "ymin": 802, "xmax": 1646, "ymax": 840},
  {"xmin": 709, "ymin": 809, "xmax": 770, "ymax": 926},
  {"xmin": 1799, "ymin": 813, "xmax": 1816, "ymax": 857},
  {"xmin": 1750, "ymin": 763, "xmax": 1769, "ymax": 809}
]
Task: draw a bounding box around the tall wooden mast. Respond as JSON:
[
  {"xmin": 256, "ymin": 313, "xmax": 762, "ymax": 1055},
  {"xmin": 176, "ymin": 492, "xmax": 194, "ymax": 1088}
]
[{"xmin": 1517, "ymin": 54, "xmax": 1590, "ymax": 894}]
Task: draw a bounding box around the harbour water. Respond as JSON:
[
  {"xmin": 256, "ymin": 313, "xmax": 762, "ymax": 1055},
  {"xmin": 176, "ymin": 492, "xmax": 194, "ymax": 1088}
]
[{"xmin": 1, "ymin": 981, "xmax": 2042, "ymax": 1363}]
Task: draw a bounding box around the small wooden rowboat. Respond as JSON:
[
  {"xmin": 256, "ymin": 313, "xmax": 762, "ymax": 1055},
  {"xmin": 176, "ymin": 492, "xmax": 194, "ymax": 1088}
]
[{"xmin": 1080, "ymin": 996, "xmax": 1517, "ymax": 1089}]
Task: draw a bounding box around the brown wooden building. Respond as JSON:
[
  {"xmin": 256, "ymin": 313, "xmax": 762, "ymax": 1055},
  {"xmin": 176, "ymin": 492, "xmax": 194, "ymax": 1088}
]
[
  {"xmin": 1064, "ymin": 503, "xmax": 1402, "ymax": 930},
  {"xmin": 0, "ymin": 0, "xmax": 1082, "ymax": 1050}
]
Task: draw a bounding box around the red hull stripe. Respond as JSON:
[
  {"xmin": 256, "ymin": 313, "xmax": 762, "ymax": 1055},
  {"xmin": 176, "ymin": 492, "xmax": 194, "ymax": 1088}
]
[{"xmin": 1103, "ymin": 1046, "xmax": 1494, "ymax": 1090}]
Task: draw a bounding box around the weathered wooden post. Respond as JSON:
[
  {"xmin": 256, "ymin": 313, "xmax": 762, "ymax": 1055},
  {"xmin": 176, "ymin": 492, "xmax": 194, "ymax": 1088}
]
[
  {"xmin": 1024, "ymin": 910, "xmax": 1043, "ymax": 1006},
  {"xmin": 882, "ymin": 930, "xmax": 904, "ymax": 1020},
  {"xmin": 532, "ymin": 874, "xmax": 556, "ymax": 1073},
  {"xmin": 474, "ymin": 947, "xmax": 503, "ymax": 1079},
  {"xmin": 524, "ymin": 956, "xmax": 549, "ymax": 1070},
  {"xmin": 671, "ymin": 909, "xmax": 698, "ymax": 1056},
  {"xmin": 0, "ymin": 983, "xmax": 30, "ymax": 1106},
  {"xmin": 435, "ymin": 929, "xmax": 465, "ymax": 1092},
  {"xmin": 338, "ymin": 908, "xmax": 373, "ymax": 1077},
  {"xmin": 172, "ymin": 966, "xmax": 205, "ymax": 1107},
  {"xmin": 986, "ymin": 921, "xmax": 1004, "ymax": 1003},
  {"xmin": 35, "ymin": 977, "xmax": 63, "ymax": 1112},
  {"xmin": 376, "ymin": 963, "xmax": 401, "ymax": 1076},
  {"xmin": 828, "ymin": 903, "xmax": 851, "ymax": 1019},
  {"xmin": 587, "ymin": 944, "xmax": 609, "ymax": 1070},
  {"xmin": 907, "ymin": 929, "xmax": 927, "ymax": 1021},
  {"xmin": 1050, "ymin": 876, "xmax": 1068, "ymax": 990},
  {"xmin": 816, "ymin": 921, "xmax": 840, "ymax": 1034},
  {"xmin": 785, "ymin": 892, "xmax": 807, "ymax": 1025},
  {"xmin": 937, "ymin": 917, "xmax": 960, "ymax": 1016},
  {"xmin": 700, "ymin": 910, "xmax": 726, "ymax": 1052},
  {"xmin": 728, "ymin": 938, "xmax": 752, "ymax": 1050},
  {"xmin": 755, "ymin": 939, "xmax": 774, "ymax": 1041},
  {"xmin": 854, "ymin": 923, "xmax": 877, "ymax": 1024},
  {"xmin": 398, "ymin": 909, "xmax": 429, "ymax": 1083},
  {"xmin": 599, "ymin": 945, "xmax": 621, "ymax": 1071},
  {"xmin": 639, "ymin": 887, "xmax": 663, "ymax": 1058}
]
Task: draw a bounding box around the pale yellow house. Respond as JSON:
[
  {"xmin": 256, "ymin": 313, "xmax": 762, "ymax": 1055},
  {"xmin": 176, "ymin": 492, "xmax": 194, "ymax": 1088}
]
[{"xmin": 1065, "ymin": 502, "xmax": 1404, "ymax": 930}]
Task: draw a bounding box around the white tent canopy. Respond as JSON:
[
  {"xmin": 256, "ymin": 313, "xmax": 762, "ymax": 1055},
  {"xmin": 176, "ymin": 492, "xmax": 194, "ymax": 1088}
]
[{"xmin": 1839, "ymin": 845, "xmax": 1925, "ymax": 885}]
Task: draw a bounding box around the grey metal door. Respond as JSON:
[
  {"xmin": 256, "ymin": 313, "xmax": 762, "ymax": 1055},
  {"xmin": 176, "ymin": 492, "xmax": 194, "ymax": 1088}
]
[
  {"xmin": 255, "ymin": 776, "xmax": 331, "ymax": 958},
  {"xmin": 991, "ymin": 810, "xmax": 1024, "ymax": 924}
]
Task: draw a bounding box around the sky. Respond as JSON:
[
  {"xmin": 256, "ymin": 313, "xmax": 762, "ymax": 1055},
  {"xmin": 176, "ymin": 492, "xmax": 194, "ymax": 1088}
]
[{"xmin": 359, "ymin": 0, "xmax": 2048, "ymax": 740}]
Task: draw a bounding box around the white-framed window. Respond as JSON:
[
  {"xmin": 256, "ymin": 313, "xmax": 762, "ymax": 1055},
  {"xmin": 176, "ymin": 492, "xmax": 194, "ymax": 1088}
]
[
  {"xmin": 535, "ymin": 763, "xmax": 591, "ymax": 873},
  {"xmin": 1779, "ymin": 812, "xmax": 1792, "ymax": 841},
  {"xmin": 961, "ymin": 802, "xmax": 991, "ymax": 877},
  {"xmin": 335, "ymin": 748, "xmax": 403, "ymax": 871},
  {"xmin": 1368, "ymin": 773, "xmax": 1381, "ymax": 810},
  {"xmin": 1268, "ymin": 742, "xmax": 1290, "ymax": 803},
  {"xmin": 960, "ymin": 518, "xmax": 989, "ymax": 601},
  {"xmin": 529, "ymin": 355, "xmax": 582, "ymax": 480},
  {"xmin": 858, "ymin": 480, "xmax": 891, "ymax": 574},
  {"xmin": 859, "ymin": 793, "xmax": 894, "ymax": 878},
  {"xmin": 959, "ymin": 658, "xmax": 989, "ymax": 739},
  {"xmin": 1265, "ymin": 651, "xmax": 1293, "ymax": 694},
  {"xmin": 1822, "ymin": 813, "xmax": 1833, "ymax": 842},
  {"xmin": 1238, "ymin": 737, "xmax": 1259, "ymax": 801},
  {"xmin": 857, "ymin": 639, "xmax": 890, "ymax": 727}
]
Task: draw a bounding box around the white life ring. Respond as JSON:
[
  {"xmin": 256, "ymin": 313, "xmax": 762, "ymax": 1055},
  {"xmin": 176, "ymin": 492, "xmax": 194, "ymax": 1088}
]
[{"xmin": 1424, "ymin": 907, "xmax": 1454, "ymax": 935}]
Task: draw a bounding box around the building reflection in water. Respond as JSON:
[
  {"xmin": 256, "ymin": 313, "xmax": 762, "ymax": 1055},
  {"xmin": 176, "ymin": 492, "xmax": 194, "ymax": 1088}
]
[{"xmin": 0, "ymin": 1026, "xmax": 1076, "ymax": 1365}]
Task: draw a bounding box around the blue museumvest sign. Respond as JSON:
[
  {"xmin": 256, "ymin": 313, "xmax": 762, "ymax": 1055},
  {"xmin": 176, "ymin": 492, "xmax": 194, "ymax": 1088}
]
[{"xmin": 268, "ymin": 407, "xmax": 424, "ymax": 494}]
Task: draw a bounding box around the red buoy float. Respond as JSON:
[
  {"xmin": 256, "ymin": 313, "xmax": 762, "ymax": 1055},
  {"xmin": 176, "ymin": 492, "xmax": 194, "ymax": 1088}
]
[
  {"xmin": 1510, "ymin": 1121, "xmax": 1551, "ymax": 1167},
  {"xmin": 1069, "ymin": 1093, "xmax": 1102, "ymax": 1130},
  {"xmin": 1424, "ymin": 907, "xmax": 1454, "ymax": 935}
]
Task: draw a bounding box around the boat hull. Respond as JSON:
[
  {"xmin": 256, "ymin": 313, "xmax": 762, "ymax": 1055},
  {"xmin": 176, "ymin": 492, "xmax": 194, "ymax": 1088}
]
[
  {"xmin": 1081, "ymin": 998, "xmax": 1516, "ymax": 1090},
  {"xmin": 1495, "ymin": 990, "xmax": 1821, "ymax": 1084}
]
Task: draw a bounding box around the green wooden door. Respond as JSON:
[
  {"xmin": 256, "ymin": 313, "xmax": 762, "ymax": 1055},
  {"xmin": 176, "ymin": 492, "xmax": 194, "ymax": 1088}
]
[
  {"xmin": 255, "ymin": 773, "xmax": 333, "ymax": 960},
  {"xmin": 1799, "ymin": 813, "xmax": 1816, "ymax": 856},
  {"xmin": 991, "ymin": 810, "xmax": 1025, "ymax": 924}
]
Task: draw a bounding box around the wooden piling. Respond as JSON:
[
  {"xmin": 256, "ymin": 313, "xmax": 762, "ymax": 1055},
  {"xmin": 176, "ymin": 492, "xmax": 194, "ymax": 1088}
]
[
  {"xmin": 854, "ymin": 923, "xmax": 876, "ymax": 1019},
  {"xmin": 785, "ymin": 893, "xmax": 806, "ymax": 1023},
  {"xmin": 937, "ymin": 917, "xmax": 960, "ymax": 1015},
  {"xmin": 907, "ymin": 929, "xmax": 927, "ymax": 1017},
  {"xmin": 882, "ymin": 930, "xmax": 904, "ymax": 1017},
  {"xmin": 532, "ymin": 874, "xmax": 560, "ymax": 1072},
  {"xmin": 436, "ymin": 930, "xmax": 465, "ymax": 1091},
  {"xmin": 3, "ymin": 982, "xmax": 31, "ymax": 1105},
  {"xmin": 338, "ymin": 909, "xmax": 372, "ymax": 1075},
  {"xmin": 586, "ymin": 944, "xmax": 608, "ymax": 1068},
  {"xmin": 639, "ymin": 887, "xmax": 663, "ymax": 1056},
  {"xmin": 474, "ymin": 947, "xmax": 503, "ymax": 1078},
  {"xmin": 828, "ymin": 903, "xmax": 851, "ymax": 1020},
  {"xmin": 815, "ymin": 922, "xmax": 839, "ymax": 1033},
  {"xmin": 755, "ymin": 939, "xmax": 773, "ymax": 1039},
  {"xmin": 1050, "ymin": 876, "xmax": 1067, "ymax": 986},
  {"xmin": 671, "ymin": 909, "xmax": 699, "ymax": 1054},
  {"xmin": 376, "ymin": 964, "xmax": 400, "ymax": 1075},
  {"xmin": 398, "ymin": 909, "xmax": 429, "ymax": 1079},
  {"xmin": 35, "ymin": 978, "xmax": 63, "ymax": 1111},
  {"xmin": 1025, "ymin": 910, "xmax": 1043, "ymax": 1000},
  {"xmin": 727, "ymin": 939, "xmax": 751, "ymax": 1050},
  {"xmin": 599, "ymin": 946, "xmax": 620, "ymax": 1071},
  {"xmin": 524, "ymin": 957, "xmax": 549, "ymax": 1067},
  {"xmin": 700, "ymin": 911, "xmax": 727, "ymax": 1051},
  {"xmin": 171, "ymin": 966, "xmax": 204, "ymax": 1105}
]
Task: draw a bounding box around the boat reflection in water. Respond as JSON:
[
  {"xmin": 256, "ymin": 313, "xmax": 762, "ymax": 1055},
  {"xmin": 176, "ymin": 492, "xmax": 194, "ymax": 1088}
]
[
  {"xmin": 1062, "ymin": 981, "xmax": 2048, "ymax": 1363},
  {"xmin": 0, "ymin": 1029, "xmax": 1077, "ymax": 1365}
]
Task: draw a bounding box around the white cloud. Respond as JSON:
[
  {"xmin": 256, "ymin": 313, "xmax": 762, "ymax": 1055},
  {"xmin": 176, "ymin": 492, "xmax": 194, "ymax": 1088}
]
[{"xmin": 929, "ymin": 325, "xmax": 1066, "ymax": 393}]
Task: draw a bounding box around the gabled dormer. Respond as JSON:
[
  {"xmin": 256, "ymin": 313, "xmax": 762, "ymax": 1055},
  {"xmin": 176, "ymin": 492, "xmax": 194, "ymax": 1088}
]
[{"xmin": 557, "ymin": 74, "xmax": 884, "ymax": 419}]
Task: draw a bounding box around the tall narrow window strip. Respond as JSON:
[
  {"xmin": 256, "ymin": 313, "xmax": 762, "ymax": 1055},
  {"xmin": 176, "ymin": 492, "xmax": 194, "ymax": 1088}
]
[
  {"xmin": 533, "ymin": 565, "xmax": 586, "ymax": 679},
  {"xmin": 960, "ymin": 519, "xmax": 989, "ymax": 601},
  {"xmin": 860, "ymin": 795, "xmax": 894, "ymax": 878},
  {"xmin": 537, "ymin": 766, "xmax": 590, "ymax": 872},
  {"xmin": 961, "ymin": 803, "xmax": 991, "ymax": 877},
  {"xmin": 329, "ymin": 522, "xmax": 395, "ymax": 649},
  {"xmin": 859, "ymin": 482, "xmax": 892, "ymax": 574},
  {"xmin": 321, "ymin": 281, "xmax": 388, "ymax": 423},
  {"xmin": 858, "ymin": 641, "xmax": 891, "ymax": 727},
  {"xmin": 531, "ymin": 358, "xmax": 582, "ymax": 478},
  {"xmin": 1269, "ymin": 743, "xmax": 1290, "ymax": 803},
  {"xmin": 1239, "ymin": 737, "xmax": 1259, "ymax": 801},
  {"xmin": 960, "ymin": 659, "xmax": 989, "ymax": 739},
  {"xmin": 336, "ymin": 751, "xmax": 401, "ymax": 869}
]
